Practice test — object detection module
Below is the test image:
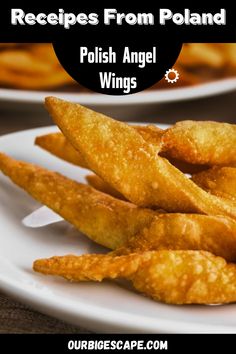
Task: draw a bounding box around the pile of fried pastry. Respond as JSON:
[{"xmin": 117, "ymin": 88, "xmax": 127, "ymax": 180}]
[{"xmin": 0, "ymin": 97, "xmax": 236, "ymax": 305}]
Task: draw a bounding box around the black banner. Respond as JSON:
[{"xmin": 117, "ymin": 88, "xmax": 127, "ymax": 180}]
[
  {"xmin": 0, "ymin": 3, "xmax": 235, "ymax": 42},
  {"xmin": 0, "ymin": 334, "xmax": 234, "ymax": 353}
]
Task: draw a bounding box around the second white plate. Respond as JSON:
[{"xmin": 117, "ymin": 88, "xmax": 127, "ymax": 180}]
[{"xmin": 0, "ymin": 78, "xmax": 236, "ymax": 106}]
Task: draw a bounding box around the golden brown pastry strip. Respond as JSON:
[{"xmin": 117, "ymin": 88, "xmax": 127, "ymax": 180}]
[
  {"xmin": 33, "ymin": 250, "xmax": 236, "ymax": 304},
  {"xmin": 192, "ymin": 167, "xmax": 236, "ymax": 202},
  {"xmin": 35, "ymin": 132, "xmax": 88, "ymax": 168},
  {"xmin": 87, "ymin": 167, "xmax": 236, "ymax": 207},
  {"xmin": 35, "ymin": 131, "xmax": 207, "ymax": 175},
  {"xmin": 35, "ymin": 125, "xmax": 163, "ymax": 168},
  {"xmin": 163, "ymin": 120, "xmax": 236, "ymax": 166},
  {"xmin": 126, "ymin": 214, "xmax": 236, "ymax": 261},
  {"xmin": 86, "ymin": 174, "xmax": 126, "ymax": 200},
  {"xmin": 0, "ymin": 152, "xmax": 155, "ymax": 250},
  {"xmin": 1, "ymin": 153, "xmax": 236, "ymax": 260}
]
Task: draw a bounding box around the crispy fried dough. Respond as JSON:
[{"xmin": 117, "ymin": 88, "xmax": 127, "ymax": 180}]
[
  {"xmin": 163, "ymin": 120, "xmax": 236, "ymax": 166},
  {"xmin": 33, "ymin": 250, "xmax": 236, "ymax": 304},
  {"xmin": 0, "ymin": 152, "xmax": 156, "ymax": 249},
  {"xmin": 34, "ymin": 253, "xmax": 145, "ymax": 281},
  {"xmin": 192, "ymin": 167, "xmax": 236, "ymax": 202},
  {"xmin": 134, "ymin": 125, "xmax": 164, "ymax": 151},
  {"xmin": 2, "ymin": 153, "xmax": 236, "ymax": 259},
  {"xmin": 35, "ymin": 125, "xmax": 163, "ymax": 166},
  {"xmin": 126, "ymin": 214, "xmax": 236, "ymax": 261},
  {"xmin": 35, "ymin": 133, "xmax": 88, "ymax": 168},
  {"xmin": 86, "ymin": 174, "xmax": 126, "ymax": 200},
  {"xmin": 86, "ymin": 166, "xmax": 236, "ymax": 206},
  {"xmin": 45, "ymin": 97, "xmax": 236, "ymax": 218},
  {"xmin": 35, "ymin": 131, "xmax": 206, "ymax": 175}
]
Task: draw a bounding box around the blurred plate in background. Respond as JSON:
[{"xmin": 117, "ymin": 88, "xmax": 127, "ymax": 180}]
[{"xmin": 0, "ymin": 78, "xmax": 236, "ymax": 107}]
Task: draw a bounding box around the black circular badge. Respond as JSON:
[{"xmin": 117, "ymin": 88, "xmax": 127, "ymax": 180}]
[{"xmin": 53, "ymin": 19, "xmax": 182, "ymax": 95}]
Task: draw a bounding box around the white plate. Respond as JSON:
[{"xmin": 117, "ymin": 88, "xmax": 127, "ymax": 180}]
[
  {"xmin": 1, "ymin": 126, "xmax": 236, "ymax": 334},
  {"xmin": 1, "ymin": 78, "xmax": 236, "ymax": 106}
]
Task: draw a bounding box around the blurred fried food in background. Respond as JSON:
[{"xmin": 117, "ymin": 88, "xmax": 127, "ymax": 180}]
[
  {"xmin": 0, "ymin": 43, "xmax": 235, "ymax": 90},
  {"xmin": 0, "ymin": 43, "xmax": 74, "ymax": 89},
  {"xmin": 169, "ymin": 43, "xmax": 236, "ymax": 87}
]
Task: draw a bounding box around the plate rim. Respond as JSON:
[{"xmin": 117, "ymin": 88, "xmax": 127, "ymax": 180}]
[{"xmin": 0, "ymin": 78, "xmax": 236, "ymax": 105}]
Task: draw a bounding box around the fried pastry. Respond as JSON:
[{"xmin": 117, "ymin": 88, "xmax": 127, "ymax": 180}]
[
  {"xmin": 0, "ymin": 152, "xmax": 156, "ymax": 249},
  {"xmin": 163, "ymin": 120, "xmax": 236, "ymax": 166},
  {"xmin": 33, "ymin": 250, "xmax": 236, "ymax": 305},
  {"xmin": 86, "ymin": 174, "xmax": 126, "ymax": 200},
  {"xmin": 192, "ymin": 167, "xmax": 236, "ymax": 201},
  {"xmin": 35, "ymin": 131, "xmax": 206, "ymax": 175},
  {"xmin": 1, "ymin": 153, "xmax": 236, "ymax": 259},
  {"xmin": 35, "ymin": 132, "xmax": 88, "ymax": 168}
]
